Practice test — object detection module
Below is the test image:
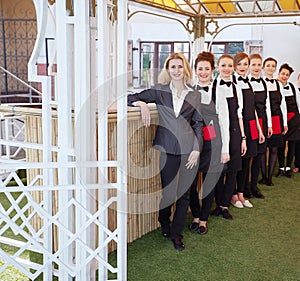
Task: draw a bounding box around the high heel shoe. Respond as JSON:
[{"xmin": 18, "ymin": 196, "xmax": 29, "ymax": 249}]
[{"xmin": 258, "ymin": 178, "xmax": 267, "ymax": 185}]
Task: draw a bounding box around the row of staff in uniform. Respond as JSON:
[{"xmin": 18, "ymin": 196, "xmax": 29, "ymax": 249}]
[{"xmin": 127, "ymin": 51, "xmax": 300, "ymax": 251}]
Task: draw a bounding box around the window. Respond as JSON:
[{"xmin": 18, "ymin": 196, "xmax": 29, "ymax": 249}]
[
  {"xmin": 139, "ymin": 41, "xmax": 191, "ymax": 87},
  {"xmin": 209, "ymin": 41, "xmax": 244, "ymax": 62}
]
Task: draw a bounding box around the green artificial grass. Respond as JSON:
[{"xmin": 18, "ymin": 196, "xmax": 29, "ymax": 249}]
[
  {"xmin": 1, "ymin": 171, "xmax": 300, "ymax": 280},
  {"xmin": 109, "ymin": 171, "xmax": 300, "ymax": 281}
]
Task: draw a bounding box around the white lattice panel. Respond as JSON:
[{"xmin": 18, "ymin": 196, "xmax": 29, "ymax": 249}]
[{"xmin": 0, "ymin": 0, "xmax": 128, "ymax": 280}]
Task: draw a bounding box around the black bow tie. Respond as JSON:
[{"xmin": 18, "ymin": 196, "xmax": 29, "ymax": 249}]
[
  {"xmin": 251, "ymin": 77, "xmax": 261, "ymax": 83},
  {"xmin": 220, "ymin": 80, "xmax": 232, "ymax": 87},
  {"xmin": 197, "ymin": 85, "xmax": 209, "ymax": 92},
  {"xmin": 265, "ymin": 78, "xmax": 274, "ymax": 84},
  {"xmin": 284, "ymin": 85, "xmax": 289, "ymax": 90},
  {"xmin": 238, "ymin": 76, "xmax": 249, "ymax": 83}
]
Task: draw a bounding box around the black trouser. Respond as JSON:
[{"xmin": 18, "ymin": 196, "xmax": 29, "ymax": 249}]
[
  {"xmin": 294, "ymin": 140, "xmax": 300, "ymax": 168},
  {"xmin": 236, "ymin": 157, "xmax": 251, "ymax": 194},
  {"xmin": 215, "ymin": 171, "xmax": 237, "ymax": 208},
  {"xmin": 189, "ymin": 172, "xmax": 219, "ymax": 221},
  {"xmin": 278, "ymin": 140, "xmax": 296, "ymax": 168},
  {"xmin": 158, "ymin": 152, "xmax": 198, "ymax": 239}
]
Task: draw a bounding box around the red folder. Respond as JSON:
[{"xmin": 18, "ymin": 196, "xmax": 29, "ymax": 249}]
[
  {"xmin": 272, "ymin": 115, "xmax": 281, "ymax": 135},
  {"xmin": 287, "ymin": 112, "xmax": 295, "ymax": 122},
  {"xmin": 249, "ymin": 119, "xmax": 259, "ymax": 140},
  {"xmin": 202, "ymin": 125, "xmax": 216, "ymax": 141}
]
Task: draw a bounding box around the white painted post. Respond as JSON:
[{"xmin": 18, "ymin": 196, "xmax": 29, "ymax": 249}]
[
  {"xmin": 97, "ymin": 1, "xmax": 110, "ymax": 280},
  {"xmin": 55, "ymin": 0, "xmax": 74, "ymax": 280},
  {"xmin": 73, "ymin": 1, "xmax": 96, "ymax": 280},
  {"xmin": 29, "ymin": 1, "xmax": 53, "ymax": 280},
  {"xmin": 116, "ymin": 1, "xmax": 128, "ymax": 280}
]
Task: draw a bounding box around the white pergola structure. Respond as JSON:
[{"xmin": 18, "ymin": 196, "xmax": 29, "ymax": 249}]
[
  {"xmin": 1, "ymin": 0, "xmax": 300, "ymax": 280},
  {"xmin": 0, "ymin": 0, "xmax": 128, "ymax": 280}
]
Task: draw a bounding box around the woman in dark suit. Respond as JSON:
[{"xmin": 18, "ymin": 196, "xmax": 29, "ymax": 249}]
[{"xmin": 128, "ymin": 53, "xmax": 204, "ymax": 251}]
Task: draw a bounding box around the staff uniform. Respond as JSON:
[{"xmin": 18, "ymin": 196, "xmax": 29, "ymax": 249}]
[
  {"xmin": 189, "ymin": 83, "xmax": 223, "ymax": 227},
  {"xmin": 259, "ymin": 77, "xmax": 287, "ymax": 186},
  {"xmin": 264, "ymin": 78, "xmax": 287, "ymax": 147},
  {"xmin": 294, "ymin": 86, "xmax": 300, "ymax": 172},
  {"xmin": 277, "ymin": 82, "xmax": 300, "ymax": 175},
  {"xmin": 212, "ymin": 77, "xmax": 243, "ymax": 218},
  {"xmin": 128, "ymin": 82, "xmax": 204, "ymax": 240},
  {"xmin": 246, "ymin": 76, "xmax": 271, "ymax": 196},
  {"xmin": 233, "ymin": 74, "xmax": 258, "ymax": 197}
]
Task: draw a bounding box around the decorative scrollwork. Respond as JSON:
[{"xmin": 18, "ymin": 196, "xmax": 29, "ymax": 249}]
[
  {"xmin": 186, "ymin": 17, "xmax": 195, "ymax": 34},
  {"xmin": 205, "ymin": 18, "xmax": 219, "ymax": 35}
]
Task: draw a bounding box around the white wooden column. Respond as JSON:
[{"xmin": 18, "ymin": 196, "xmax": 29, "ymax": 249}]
[
  {"xmin": 97, "ymin": 1, "xmax": 110, "ymax": 280},
  {"xmin": 29, "ymin": 1, "xmax": 53, "ymax": 280},
  {"xmin": 55, "ymin": 1, "xmax": 74, "ymax": 280},
  {"xmin": 73, "ymin": 1, "xmax": 96, "ymax": 280},
  {"xmin": 116, "ymin": 0, "xmax": 128, "ymax": 280}
]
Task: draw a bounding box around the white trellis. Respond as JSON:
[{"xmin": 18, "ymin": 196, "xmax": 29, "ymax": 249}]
[{"xmin": 0, "ymin": 0, "xmax": 128, "ymax": 280}]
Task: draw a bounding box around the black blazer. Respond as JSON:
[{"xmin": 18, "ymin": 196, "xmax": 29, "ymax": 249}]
[{"xmin": 128, "ymin": 83, "xmax": 204, "ymax": 155}]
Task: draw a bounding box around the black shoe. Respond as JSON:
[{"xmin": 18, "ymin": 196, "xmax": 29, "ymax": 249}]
[
  {"xmin": 258, "ymin": 178, "xmax": 267, "ymax": 185},
  {"xmin": 189, "ymin": 221, "xmax": 199, "ymax": 232},
  {"xmin": 198, "ymin": 225, "xmax": 208, "ymax": 235},
  {"xmin": 211, "ymin": 206, "xmax": 221, "ymax": 216},
  {"xmin": 276, "ymin": 169, "xmax": 285, "ymax": 177},
  {"xmin": 243, "ymin": 190, "xmax": 253, "ymax": 199},
  {"xmin": 221, "ymin": 208, "xmax": 233, "ymax": 220},
  {"xmin": 285, "ymin": 170, "xmax": 293, "ymax": 178},
  {"xmin": 266, "ymin": 180, "xmax": 274, "ymax": 186},
  {"xmin": 252, "ymin": 189, "xmax": 265, "ymax": 199},
  {"xmin": 171, "ymin": 237, "xmax": 185, "ymax": 251},
  {"xmin": 161, "ymin": 227, "xmax": 170, "ymax": 238}
]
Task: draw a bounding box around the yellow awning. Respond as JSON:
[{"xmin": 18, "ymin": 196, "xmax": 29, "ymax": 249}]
[{"xmin": 130, "ymin": 0, "xmax": 300, "ymax": 18}]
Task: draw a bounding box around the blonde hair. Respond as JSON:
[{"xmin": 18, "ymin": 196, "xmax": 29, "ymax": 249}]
[{"xmin": 158, "ymin": 53, "xmax": 193, "ymax": 85}]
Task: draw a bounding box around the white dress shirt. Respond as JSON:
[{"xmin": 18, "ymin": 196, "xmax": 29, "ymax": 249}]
[
  {"xmin": 280, "ymin": 81, "xmax": 300, "ymax": 114},
  {"xmin": 170, "ymin": 81, "xmax": 193, "ymax": 117},
  {"xmin": 215, "ymin": 77, "xmax": 243, "ymax": 154}
]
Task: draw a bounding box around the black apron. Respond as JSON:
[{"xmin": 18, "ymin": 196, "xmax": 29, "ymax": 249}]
[
  {"xmin": 267, "ymin": 80, "xmax": 284, "ymax": 147},
  {"xmin": 284, "ymin": 82, "xmax": 300, "ymax": 141},
  {"xmin": 253, "ymin": 80, "xmax": 268, "ymax": 154},
  {"xmin": 233, "ymin": 76, "xmax": 258, "ymax": 158},
  {"xmin": 213, "ymin": 80, "xmax": 242, "ymax": 172},
  {"xmin": 197, "ymin": 85, "xmax": 223, "ymax": 173}
]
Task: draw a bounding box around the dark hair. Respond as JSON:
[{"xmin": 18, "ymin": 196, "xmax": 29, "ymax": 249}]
[
  {"xmin": 279, "ymin": 63, "xmax": 294, "ymax": 75},
  {"xmin": 263, "ymin": 57, "xmax": 277, "ymax": 67},
  {"xmin": 194, "ymin": 51, "xmax": 215, "ymax": 70},
  {"xmin": 233, "ymin": 52, "xmax": 249, "ymax": 69}
]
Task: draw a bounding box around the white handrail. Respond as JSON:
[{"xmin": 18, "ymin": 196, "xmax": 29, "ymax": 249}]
[{"xmin": 0, "ymin": 65, "xmax": 42, "ymax": 96}]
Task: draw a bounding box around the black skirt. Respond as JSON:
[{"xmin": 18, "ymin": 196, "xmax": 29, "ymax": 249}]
[{"xmin": 267, "ymin": 134, "xmax": 284, "ymax": 148}]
